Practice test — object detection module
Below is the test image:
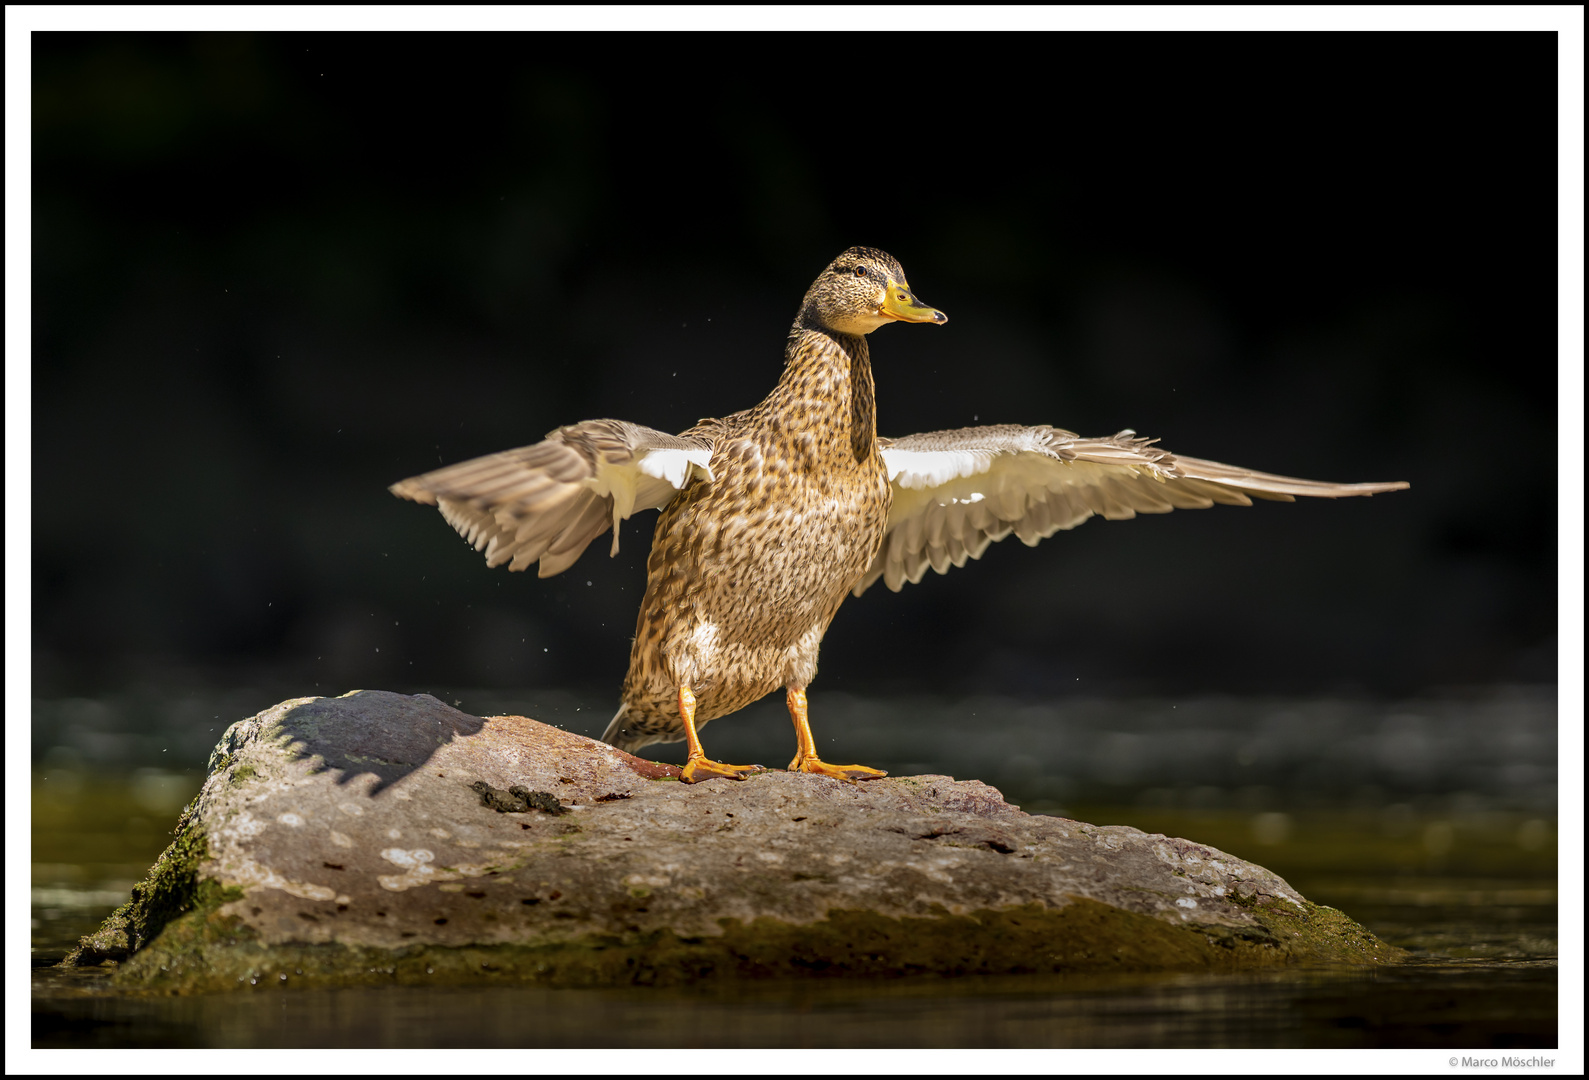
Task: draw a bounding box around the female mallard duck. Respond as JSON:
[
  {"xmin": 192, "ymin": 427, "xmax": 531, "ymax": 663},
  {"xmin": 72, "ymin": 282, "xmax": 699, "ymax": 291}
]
[{"xmin": 391, "ymin": 247, "xmax": 1407, "ymax": 783}]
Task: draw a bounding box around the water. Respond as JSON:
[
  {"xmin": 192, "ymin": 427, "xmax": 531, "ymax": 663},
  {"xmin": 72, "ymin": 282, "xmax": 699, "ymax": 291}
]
[{"xmin": 27, "ymin": 966, "xmax": 1560, "ymax": 1049}]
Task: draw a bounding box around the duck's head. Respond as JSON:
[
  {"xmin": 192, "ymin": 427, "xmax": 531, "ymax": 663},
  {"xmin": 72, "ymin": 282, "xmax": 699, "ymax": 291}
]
[{"xmin": 798, "ymin": 246, "xmax": 947, "ymax": 336}]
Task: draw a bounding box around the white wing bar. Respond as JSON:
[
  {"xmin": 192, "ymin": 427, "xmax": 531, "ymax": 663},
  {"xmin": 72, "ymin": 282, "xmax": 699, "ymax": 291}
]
[
  {"xmin": 390, "ymin": 419, "xmax": 714, "ymax": 579},
  {"xmin": 859, "ymin": 426, "xmax": 1407, "ymax": 595}
]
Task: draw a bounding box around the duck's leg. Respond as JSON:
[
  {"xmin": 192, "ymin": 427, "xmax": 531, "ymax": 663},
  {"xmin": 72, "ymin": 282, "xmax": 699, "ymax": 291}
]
[
  {"xmin": 677, "ymin": 687, "xmax": 766, "ymax": 784},
  {"xmin": 785, "ymin": 687, "xmax": 887, "ymax": 782}
]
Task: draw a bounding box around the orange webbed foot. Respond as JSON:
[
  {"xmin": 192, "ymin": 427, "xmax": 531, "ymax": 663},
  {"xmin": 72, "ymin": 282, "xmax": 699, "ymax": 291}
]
[
  {"xmin": 787, "ymin": 754, "xmax": 888, "ymax": 783},
  {"xmin": 783, "ymin": 687, "xmax": 887, "ymax": 783},
  {"xmin": 675, "ymin": 685, "xmax": 765, "ymax": 783},
  {"xmin": 680, "ymin": 756, "xmax": 768, "ymax": 784}
]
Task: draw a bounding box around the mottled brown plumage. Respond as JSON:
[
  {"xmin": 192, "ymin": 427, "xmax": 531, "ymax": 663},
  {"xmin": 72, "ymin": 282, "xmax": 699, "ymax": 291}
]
[
  {"xmin": 391, "ymin": 246, "xmax": 1407, "ymax": 783},
  {"xmin": 611, "ymin": 251, "xmax": 914, "ymax": 768}
]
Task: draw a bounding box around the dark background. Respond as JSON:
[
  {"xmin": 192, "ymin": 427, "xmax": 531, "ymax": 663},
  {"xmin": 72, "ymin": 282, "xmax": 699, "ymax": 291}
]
[{"xmin": 31, "ymin": 33, "xmax": 1558, "ymax": 735}]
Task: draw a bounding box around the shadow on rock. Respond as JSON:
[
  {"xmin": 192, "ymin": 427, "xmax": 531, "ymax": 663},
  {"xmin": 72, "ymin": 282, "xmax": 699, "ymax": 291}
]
[{"xmin": 240, "ymin": 690, "xmax": 483, "ymax": 796}]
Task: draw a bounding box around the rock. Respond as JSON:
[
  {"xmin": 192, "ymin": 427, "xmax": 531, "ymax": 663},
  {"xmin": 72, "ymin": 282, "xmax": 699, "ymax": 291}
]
[{"xmin": 65, "ymin": 690, "xmax": 1400, "ymax": 992}]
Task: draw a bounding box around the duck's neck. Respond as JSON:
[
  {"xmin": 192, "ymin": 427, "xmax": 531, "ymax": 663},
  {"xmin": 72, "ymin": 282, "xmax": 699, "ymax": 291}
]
[{"xmin": 774, "ymin": 325, "xmax": 876, "ymax": 464}]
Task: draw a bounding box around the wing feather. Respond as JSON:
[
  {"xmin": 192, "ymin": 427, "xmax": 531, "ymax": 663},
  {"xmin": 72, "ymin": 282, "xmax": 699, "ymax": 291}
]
[
  {"xmin": 391, "ymin": 419, "xmax": 716, "ymax": 578},
  {"xmin": 856, "ymin": 424, "xmax": 1408, "ymax": 595}
]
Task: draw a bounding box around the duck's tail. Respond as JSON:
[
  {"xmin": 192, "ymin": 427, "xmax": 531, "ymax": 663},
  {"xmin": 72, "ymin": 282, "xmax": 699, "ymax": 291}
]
[
  {"xmin": 600, "ymin": 699, "xmax": 686, "ymax": 751},
  {"xmin": 599, "ymin": 702, "xmax": 633, "ymax": 747}
]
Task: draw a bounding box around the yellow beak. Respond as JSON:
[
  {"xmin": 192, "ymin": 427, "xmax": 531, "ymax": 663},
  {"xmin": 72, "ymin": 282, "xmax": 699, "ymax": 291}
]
[{"xmin": 880, "ymin": 279, "xmax": 947, "ymax": 324}]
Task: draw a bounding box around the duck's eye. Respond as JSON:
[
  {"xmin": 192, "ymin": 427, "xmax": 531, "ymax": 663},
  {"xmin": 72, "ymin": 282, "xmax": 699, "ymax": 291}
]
[{"xmin": 853, "ymin": 266, "xmax": 869, "ymax": 279}]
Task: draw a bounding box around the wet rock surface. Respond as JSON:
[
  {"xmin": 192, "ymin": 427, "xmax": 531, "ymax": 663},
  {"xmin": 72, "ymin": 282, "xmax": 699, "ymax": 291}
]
[{"xmin": 66, "ymin": 690, "xmax": 1400, "ymax": 991}]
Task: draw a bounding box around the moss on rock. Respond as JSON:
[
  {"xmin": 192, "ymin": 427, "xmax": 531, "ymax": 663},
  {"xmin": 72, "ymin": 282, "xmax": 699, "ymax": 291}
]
[
  {"xmin": 101, "ymin": 894, "xmax": 1394, "ymax": 996},
  {"xmin": 64, "ymin": 799, "xmax": 244, "ymax": 968}
]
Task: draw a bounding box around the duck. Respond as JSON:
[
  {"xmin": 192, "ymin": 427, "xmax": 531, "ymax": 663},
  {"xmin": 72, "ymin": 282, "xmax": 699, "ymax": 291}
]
[{"xmin": 390, "ymin": 246, "xmax": 1408, "ymax": 784}]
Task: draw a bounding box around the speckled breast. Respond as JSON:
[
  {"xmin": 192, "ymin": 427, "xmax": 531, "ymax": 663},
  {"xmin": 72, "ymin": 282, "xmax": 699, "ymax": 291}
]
[{"xmin": 627, "ymin": 430, "xmax": 891, "ymax": 720}]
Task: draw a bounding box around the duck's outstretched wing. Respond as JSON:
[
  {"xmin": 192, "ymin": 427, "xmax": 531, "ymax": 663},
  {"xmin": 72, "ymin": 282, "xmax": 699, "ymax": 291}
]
[
  {"xmin": 390, "ymin": 419, "xmax": 716, "ymax": 578},
  {"xmin": 856, "ymin": 424, "xmax": 1408, "ymax": 596}
]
